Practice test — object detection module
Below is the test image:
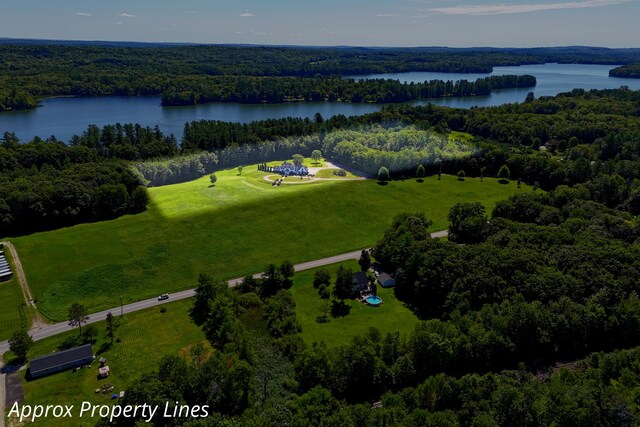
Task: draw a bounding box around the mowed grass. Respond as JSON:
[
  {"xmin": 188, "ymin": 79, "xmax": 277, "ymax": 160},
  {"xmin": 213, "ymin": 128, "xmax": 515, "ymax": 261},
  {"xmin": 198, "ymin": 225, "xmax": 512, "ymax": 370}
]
[
  {"xmin": 292, "ymin": 261, "xmax": 419, "ymax": 347},
  {"xmin": 4, "ymin": 298, "xmax": 204, "ymax": 426},
  {"xmin": 9, "ymin": 164, "xmax": 530, "ymax": 321},
  {"xmin": 0, "ymin": 247, "xmax": 29, "ymax": 340}
]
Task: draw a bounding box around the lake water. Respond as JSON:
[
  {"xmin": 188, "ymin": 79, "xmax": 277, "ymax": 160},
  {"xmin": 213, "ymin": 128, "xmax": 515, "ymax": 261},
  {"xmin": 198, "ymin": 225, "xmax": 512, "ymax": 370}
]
[{"xmin": 2, "ymin": 63, "xmax": 639, "ymax": 142}]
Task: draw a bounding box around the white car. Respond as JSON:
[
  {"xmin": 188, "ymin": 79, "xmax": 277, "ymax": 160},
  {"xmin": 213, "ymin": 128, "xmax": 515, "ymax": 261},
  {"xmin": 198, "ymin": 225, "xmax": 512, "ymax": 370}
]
[{"xmin": 158, "ymin": 293, "xmax": 169, "ymax": 301}]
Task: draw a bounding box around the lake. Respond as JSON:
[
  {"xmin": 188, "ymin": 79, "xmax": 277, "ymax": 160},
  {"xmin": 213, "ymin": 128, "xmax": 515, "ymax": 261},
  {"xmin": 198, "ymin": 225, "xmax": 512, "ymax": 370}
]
[{"xmin": 2, "ymin": 63, "xmax": 639, "ymax": 142}]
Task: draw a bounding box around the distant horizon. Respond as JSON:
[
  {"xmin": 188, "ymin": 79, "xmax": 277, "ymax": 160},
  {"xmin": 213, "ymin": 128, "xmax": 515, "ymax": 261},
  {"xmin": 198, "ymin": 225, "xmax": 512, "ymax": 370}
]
[
  {"xmin": 1, "ymin": 0, "xmax": 638, "ymax": 48},
  {"xmin": 1, "ymin": 36, "xmax": 639, "ymax": 50}
]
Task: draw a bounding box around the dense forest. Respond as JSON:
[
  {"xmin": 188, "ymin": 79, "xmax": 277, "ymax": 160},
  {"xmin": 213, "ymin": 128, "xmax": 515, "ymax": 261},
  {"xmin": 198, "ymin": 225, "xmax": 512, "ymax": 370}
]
[
  {"xmin": 160, "ymin": 74, "xmax": 536, "ymax": 106},
  {"xmin": 610, "ymin": 64, "xmax": 640, "ymax": 78},
  {"xmin": 0, "ymin": 124, "xmax": 179, "ymax": 234},
  {"xmin": 1, "ymin": 42, "xmax": 639, "ymax": 110}
]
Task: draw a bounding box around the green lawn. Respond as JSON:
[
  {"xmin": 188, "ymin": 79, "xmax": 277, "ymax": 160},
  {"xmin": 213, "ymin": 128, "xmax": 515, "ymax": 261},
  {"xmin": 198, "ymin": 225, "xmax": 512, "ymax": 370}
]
[
  {"xmin": 4, "ymin": 298, "xmax": 204, "ymax": 426},
  {"xmin": 0, "ymin": 247, "xmax": 29, "ymax": 340},
  {"xmin": 292, "ymin": 261, "xmax": 420, "ymax": 347},
  {"xmin": 9, "ymin": 164, "xmax": 529, "ymax": 322},
  {"xmin": 313, "ymin": 168, "xmax": 358, "ymax": 179}
]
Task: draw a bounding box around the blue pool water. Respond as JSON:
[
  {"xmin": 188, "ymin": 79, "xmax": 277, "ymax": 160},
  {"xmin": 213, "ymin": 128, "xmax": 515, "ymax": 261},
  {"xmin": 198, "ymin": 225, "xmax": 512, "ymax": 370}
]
[{"xmin": 366, "ymin": 296, "xmax": 382, "ymax": 306}]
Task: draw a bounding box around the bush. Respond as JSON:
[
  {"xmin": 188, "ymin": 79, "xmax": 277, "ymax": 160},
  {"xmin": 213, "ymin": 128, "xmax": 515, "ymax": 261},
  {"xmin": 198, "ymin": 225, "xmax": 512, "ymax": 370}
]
[
  {"xmin": 377, "ymin": 166, "xmax": 390, "ymax": 182},
  {"xmin": 457, "ymin": 170, "xmax": 466, "ymax": 181},
  {"xmin": 160, "ymin": 307, "xmax": 167, "ymax": 313}
]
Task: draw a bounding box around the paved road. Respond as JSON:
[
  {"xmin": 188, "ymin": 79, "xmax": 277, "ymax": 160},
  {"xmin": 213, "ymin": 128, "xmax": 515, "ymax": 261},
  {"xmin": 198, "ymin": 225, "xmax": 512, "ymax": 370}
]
[{"xmin": 0, "ymin": 230, "xmax": 448, "ymax": 355}]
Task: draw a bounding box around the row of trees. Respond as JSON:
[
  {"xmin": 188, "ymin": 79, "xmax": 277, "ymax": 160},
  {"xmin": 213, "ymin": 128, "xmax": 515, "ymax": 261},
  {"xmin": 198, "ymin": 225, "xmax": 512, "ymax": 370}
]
[
  {"xmin": 160, "ymin": 75, "xmax": 536, "ymax": 106},
  {"xmin": 133, "ymin": 152, "xmax": 218, "ymax": 186}
]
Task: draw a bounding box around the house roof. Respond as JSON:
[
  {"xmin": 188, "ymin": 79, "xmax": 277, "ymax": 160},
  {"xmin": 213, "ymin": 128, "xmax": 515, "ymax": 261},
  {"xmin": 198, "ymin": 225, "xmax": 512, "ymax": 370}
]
[
  {"xmin": 353, "ymin": 271, "xmax": 368, "ymax": 287},
  {"xmin": 30, "ymin": 344, "xmax": 93, "ymax": 374},
  {"xmin": 378, "ymin": 273, "xmax": 395, "ymax": 285}
]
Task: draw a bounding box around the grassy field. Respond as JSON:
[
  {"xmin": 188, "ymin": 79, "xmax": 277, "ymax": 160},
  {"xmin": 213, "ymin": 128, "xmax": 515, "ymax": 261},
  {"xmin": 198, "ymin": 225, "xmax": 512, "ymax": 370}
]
[
  {"xmin": 0, "ymin": 247, "xmax": 29, "ymax": 340},
  {"xmin": 3, "ymin": 298, "xmax": 204, "ymax": 426},
  {"xmin": 8, "ymin": 163, "xmax": 529, "ymax": 322},
  {"xmin": 292, "ymin": 261, "xmax": 420, "ymax": 347}
]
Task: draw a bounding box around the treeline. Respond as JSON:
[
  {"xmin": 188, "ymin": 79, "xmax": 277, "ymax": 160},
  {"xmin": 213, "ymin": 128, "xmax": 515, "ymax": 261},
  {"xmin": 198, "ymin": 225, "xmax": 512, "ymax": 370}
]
[
  {"xmin": 0, "ymin": 42, "xmax": 636, "ymax": 110},
  {"xmin": 320, "ymin": 126, "xmax": 475, "ymax": 176},
  {"xmin": 133, "ymin": 152, "xmax": 218, "ymax": 187},
  {"xmin": 610, "ymin": 64, "xmax": 640, "ymax": 78},
  {"xmin": 0, "ymin": 126, "xmax": 180, "ymax": 234},
  {"xmin": 160, "ymin": 74, "xmax": 536, "ymax": 106}
]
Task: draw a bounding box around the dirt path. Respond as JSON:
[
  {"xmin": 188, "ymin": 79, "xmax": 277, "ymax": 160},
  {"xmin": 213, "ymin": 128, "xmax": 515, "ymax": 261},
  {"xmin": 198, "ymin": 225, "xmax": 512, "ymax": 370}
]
[{"xmin": 1, "ymin": 242, "xmax": 46, "ymax": 329}]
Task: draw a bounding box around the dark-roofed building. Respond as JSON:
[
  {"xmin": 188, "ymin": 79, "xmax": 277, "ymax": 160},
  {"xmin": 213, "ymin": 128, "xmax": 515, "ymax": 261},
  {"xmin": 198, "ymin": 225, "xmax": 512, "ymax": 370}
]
[
  {"xmin": 353, "ymin": 271, "xmax": 369, "ymax": 294},
  {"xmin": 377, "ymin": 273, "xmax": 396, "ymax": 288},
  {"xmin": 29, "ymin": 344, "xmax": 94, "ymax": 379}
]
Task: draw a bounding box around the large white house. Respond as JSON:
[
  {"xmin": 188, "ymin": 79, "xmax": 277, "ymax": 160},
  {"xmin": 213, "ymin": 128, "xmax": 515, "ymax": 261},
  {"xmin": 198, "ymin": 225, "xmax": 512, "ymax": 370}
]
[{"xmin": 272, "ymin": 162, "xmax": 309, "ymax": 176}]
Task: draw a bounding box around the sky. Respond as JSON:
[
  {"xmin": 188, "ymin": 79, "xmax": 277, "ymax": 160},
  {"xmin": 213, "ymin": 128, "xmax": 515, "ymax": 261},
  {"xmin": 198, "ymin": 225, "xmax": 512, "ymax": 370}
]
[{"xmin": 1, "ymin": 0, "xmax": 639, "ymax": 47}]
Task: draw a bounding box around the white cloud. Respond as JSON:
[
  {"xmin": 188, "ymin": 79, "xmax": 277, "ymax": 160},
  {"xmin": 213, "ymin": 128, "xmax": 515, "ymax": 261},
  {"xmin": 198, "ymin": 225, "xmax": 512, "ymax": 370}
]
[
  {"xmin": 76, "ymin": 12, "xmax": 92, "ymax": 17},
  {"xmin": 181, "ymin": 10, "xmax": 200, "ymax": 14},
  {"xmin": 424, "ymin": 0, "xmax": 630, "ymax": 15},
  {"xmin": 120, "ymin": 13, "xmax": 136, "ymax": 18},
  {"xmin": 376, "ymin": 13, "xmax": 398, "ymax": 17},
  {"xmin": 240, "ymin": 12, "xmax": 254, "ymax": 17},
  {"xmin": 116, "ymin": 21, "xmax": 123, "ymax": 25}
]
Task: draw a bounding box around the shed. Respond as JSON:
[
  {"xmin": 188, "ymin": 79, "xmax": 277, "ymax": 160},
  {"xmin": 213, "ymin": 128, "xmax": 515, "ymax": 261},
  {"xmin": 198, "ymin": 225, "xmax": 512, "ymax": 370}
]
[
  {"xmin": 98, "ymin": 366, "xmax": 110, "ymax": 379},
  {"xmin": 377, "ymin": 273, "xmax": 396, "ymax": 288},
  {"xmin": 29, "ymin": 344, "xmax": 94, "ymax": 379}
]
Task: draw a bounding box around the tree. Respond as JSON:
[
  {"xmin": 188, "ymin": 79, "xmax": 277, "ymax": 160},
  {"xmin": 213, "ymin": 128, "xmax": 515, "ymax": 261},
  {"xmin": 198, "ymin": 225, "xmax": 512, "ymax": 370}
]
[
  {"xmin": 292, "ymin": 154, "xmax": 305, "ymax": 168},
  {"xmin": 311, "ymin": 150, "xmax": 322, "ymax": 165},
  {"xmin": 130, "ymin": 186, "xmax": 149, "ymax": 213},
  {"xmin": 334, "ymin": 266, "xmax": 354, "ymax": 300},
  {"xmin": 279, "ymin": 260, "xmax": 295, "ymax": 289},
  {"xmin": 318, "ymin": 285, "xmax": 331, "ymax": 320},
  {"xmin": 106, "ymin": 312, "xmax": 116, "ymax": 344},
  {"xmin": 68, "ymin": 303, "xmax": 90, "ymax": 335},
  {"xmin": 377, "ymin": 166, "xmax": 390, "ymax": 182},
  {"xmin": 358, "ymin": 250, "xmax": 371, "ymax": 272},
  {"xmin": 448, "ymin": 202, "xmax": 488, "ymax": 244},
  {"xmin": 237, "ymin": 166, "xmax": 243, "ymax": 175},
  {"xmin": 8, "ymin": 329, "xmax": 33, "ymax": 361},
  {"xmin": 313, "ymin": 269, "xmax": 331, "ymax": 290},
  {"xmin": 416, "ymin": 164, "xmax": 426, "ymax": 178},
  {"xmin": 498, "ymin": 165, "xmax": 511, "ymax": 182},
  {"xmin": 457, "ymin": 170, "xmax": 466, "ymax": 180}
]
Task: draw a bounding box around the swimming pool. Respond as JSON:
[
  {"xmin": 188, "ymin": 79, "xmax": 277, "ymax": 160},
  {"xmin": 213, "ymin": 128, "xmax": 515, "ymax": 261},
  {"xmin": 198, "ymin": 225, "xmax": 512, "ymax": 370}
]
[{"xmin": 366, "ymin": 296, "xmax": 382, "ymax": 306}]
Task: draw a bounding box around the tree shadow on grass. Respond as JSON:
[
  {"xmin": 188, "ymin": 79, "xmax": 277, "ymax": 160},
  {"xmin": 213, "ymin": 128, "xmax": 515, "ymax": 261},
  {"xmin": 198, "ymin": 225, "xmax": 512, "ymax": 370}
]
[
  {"xmin": 498, "ymin": 179, "xmax": 510, "ymax": 185},
  {"xmin": 315, "ymin": 315, "xmax": 330, "ymax": 324},
  {"xmin": 58, "ymin": 335, "xmax": 81, "ymax": 351},
  {"xmin": 331, "ymin": 300, "xmax": 351, "ymax": 318},
  {"xmin": 377, "ymin": 181, "xmax": 389, "ymax": 186},
  {"xmin": 416, "ymin": 178, "xmax": 424, "ymax": 183},
  {"xmin": 97, "ymin": 342, "xmax": 112, "ymax": 355}
]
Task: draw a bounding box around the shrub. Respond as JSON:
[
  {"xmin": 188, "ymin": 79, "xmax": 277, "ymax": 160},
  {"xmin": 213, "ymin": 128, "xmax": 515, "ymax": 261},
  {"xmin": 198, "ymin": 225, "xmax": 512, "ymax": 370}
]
[{"xmin": 377, "ymin": 166, "xmax": 390, "ymax": 181}]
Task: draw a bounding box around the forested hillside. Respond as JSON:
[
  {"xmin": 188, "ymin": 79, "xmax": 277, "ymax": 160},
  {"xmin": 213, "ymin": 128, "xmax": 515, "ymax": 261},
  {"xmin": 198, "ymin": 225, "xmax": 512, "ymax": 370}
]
[{"xmin": 1, "ymin": 42, "xmax": 639, "ymax": 110}]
